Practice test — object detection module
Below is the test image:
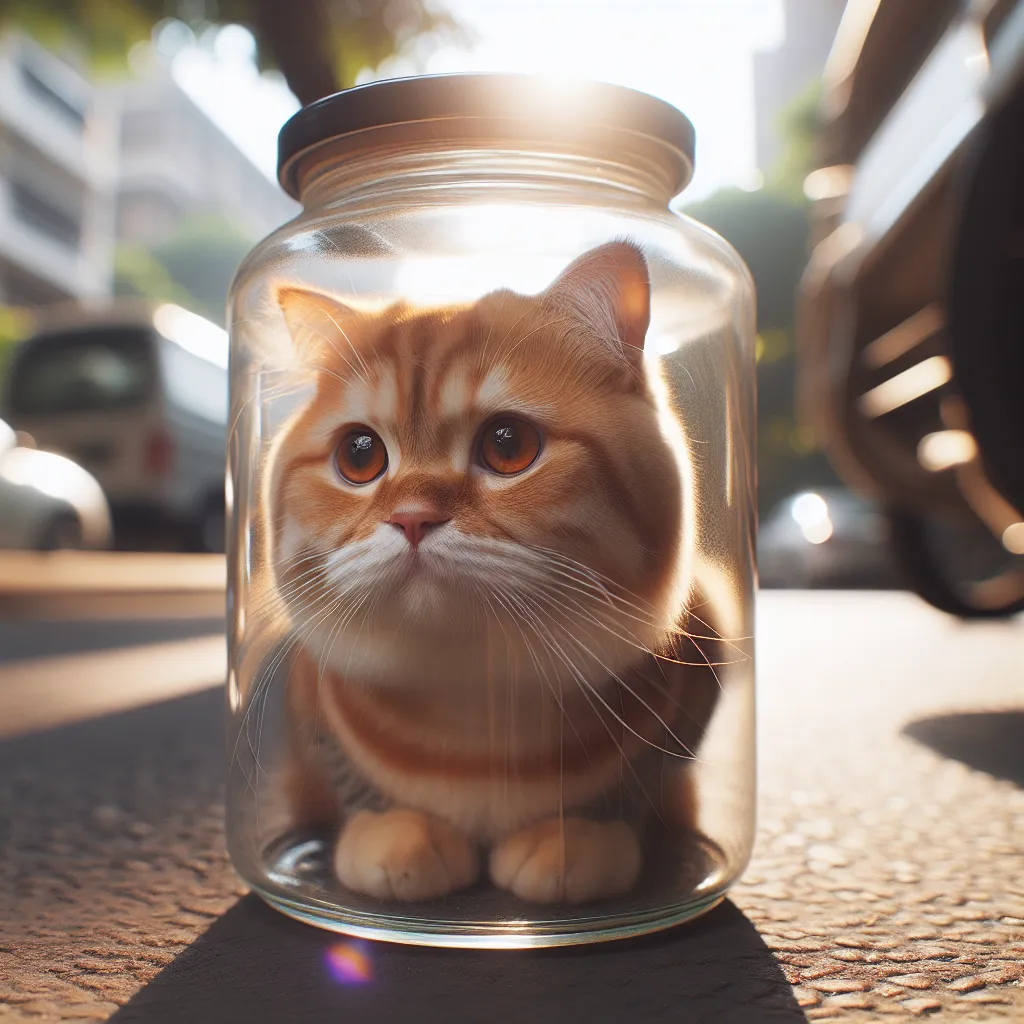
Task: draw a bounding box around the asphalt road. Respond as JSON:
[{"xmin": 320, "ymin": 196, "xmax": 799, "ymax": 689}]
[
  {"xmin": 0, "ymin": 617, "xmax": 225, "ymax": 664},
  {"xmin": 2, "ymin": 589, "xmax": 1023, "ymax": 1024}
]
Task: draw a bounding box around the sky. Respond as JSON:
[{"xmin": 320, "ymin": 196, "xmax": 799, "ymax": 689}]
[{"xmin": 170, "ymin": 0, "xmax": 785, "ymax": 203}]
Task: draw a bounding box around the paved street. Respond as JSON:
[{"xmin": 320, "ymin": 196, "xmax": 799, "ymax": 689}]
[
  {"xmin": 0, "ymin": 553, "xmax": 225, "ymax": 621},
  {"xmin": 0, "ymin": 618, "xmax": 224, "ymax": 666},
  {"xmin": 1, "ymin": 574, "xmax": 1022, "ymax": 1022}
]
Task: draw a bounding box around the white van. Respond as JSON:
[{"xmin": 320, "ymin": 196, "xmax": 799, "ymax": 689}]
[{"xmin": 5, "ymin": 301, "xmax": 228, "ymax": 552}]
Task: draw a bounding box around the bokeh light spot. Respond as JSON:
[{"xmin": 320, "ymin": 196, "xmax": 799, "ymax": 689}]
[{"xmin": 325, "ymin": 941, "xmax": 374, "ymax": 986}]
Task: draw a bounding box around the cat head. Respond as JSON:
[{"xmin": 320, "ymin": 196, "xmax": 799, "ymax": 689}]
[{"xmin": 265, "ymin": 241, "xmax": 691, "ymax": 690}]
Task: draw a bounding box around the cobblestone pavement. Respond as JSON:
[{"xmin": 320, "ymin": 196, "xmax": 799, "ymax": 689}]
[
  {"xmin": 1, "ymin": 592, "xmax": 1022, "ymax": 1022},
  {"xmin": 737, "ymin": 593, "xmax": 1024, "ymax": 1021}
]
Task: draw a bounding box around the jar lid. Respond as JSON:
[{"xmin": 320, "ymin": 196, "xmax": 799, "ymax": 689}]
[{"xmin": 277, "ymin": 73, "xmax": 695, "ymax": 200}]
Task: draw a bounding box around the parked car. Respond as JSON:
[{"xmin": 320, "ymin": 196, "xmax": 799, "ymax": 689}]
[
  {"xmin": 0, "ymin": 417, "xmax": 111, "ymax": 550},
  {"xmin": 4, "ymin": 301, "xmax": 228, "ymax": 552},
  {"xmin": 758, "ymin": 487, "xmax": 898, "ymax": 589},
  {"xmin": 797, "ymin": 0, "xmax": 1024, "ymax": 616}
]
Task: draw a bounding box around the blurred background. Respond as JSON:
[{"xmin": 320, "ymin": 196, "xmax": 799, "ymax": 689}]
[{"xmin": 0, "ymin": 0, "xmax": 1021, "ymax": 609}]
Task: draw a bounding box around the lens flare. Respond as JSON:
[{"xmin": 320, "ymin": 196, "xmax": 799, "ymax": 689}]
[{"xmin": 325, "ymin": 941, "xmax": 374, "ymax": 986}]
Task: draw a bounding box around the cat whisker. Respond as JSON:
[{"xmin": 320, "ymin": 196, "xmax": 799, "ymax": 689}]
[
  {"xmin": 290, "ymin": 318, "xmax": 371, "ymax": 388},
  {"xmin": 485, "ymin": 587, "xmax": 554, "ymax": 805},
  {"xmin": 494, "ymin": 583, "xmax": 659, "ymax": 825},
  {"xmin": 527, "ymin": 544, "xmax": 737, "ymax": 624},
  {"xmin": 231, "ymin": 583, "xmax": 346, "ymax": 812},
  {"xmin": 524, "ymin": 545, "xmax": 752, "ymax": 657},
  {"xmin": 519, "ymin": 589, "xmax": 700, "ymax": 761},
  {"xmin": 481, "ymin": 308, "xmax": 530, "ymax": 378},
  {"xmin": 443, "ymin": 538, "xmax": 747, "ymax": 672},
  {"xmin": 509, "ymin": 597, "xmax": 670, "ymax": 823},
  {"xmin": 322, "ymin": 307, "xmax": 374, "ymax": 384},
  {"xmin": 518, "ymin": 549, "xmax": 687, "ymax": 636},
  {"xmin": 530, "ymin": 577, "xmax": 748, "ymax": 669},
  {"xmin": 514, "ymin": 590, "xmax": 696, "ymax": 762},
  {"xmin": 497, "ymin": 316, "xmax": 574, "ymax": 367},
  {"xmin": 476, "ymin": 288, "xmax": 507, "ymax": 379},
  {"xmin": 483, "ymin": 583, "xmax": 595, "ymax": 769},
  {"xmin": 487, "ymin": 585, "xmax": 577, "ymax": 815}
]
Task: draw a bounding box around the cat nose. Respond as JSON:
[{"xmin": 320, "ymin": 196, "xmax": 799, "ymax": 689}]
[{"xmin": 388, "ymin": 509, "xmax": 450, "ymax": 548}]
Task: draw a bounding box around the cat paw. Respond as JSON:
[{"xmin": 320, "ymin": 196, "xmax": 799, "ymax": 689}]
[
  {"xmin": 334, "ymin": 809, "xmax": 479, "ymax": 901},
  {"xmin": 489, "ymin": 818, "xmax": 641, "ymax": 904}
]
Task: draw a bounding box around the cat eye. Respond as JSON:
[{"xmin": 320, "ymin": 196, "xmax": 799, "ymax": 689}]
[
  {"xmin": 335, "ymin": 426, "xmax": 388, "ymax": 484},
  {"xmin": 478, "ymin": 416, "xmax": 542, "ymax": 475}
]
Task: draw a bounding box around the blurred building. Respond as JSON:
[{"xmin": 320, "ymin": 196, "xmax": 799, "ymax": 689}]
[
  {"xmin": 753, "ymin": 0, "xmax": 847, "ymax": 174},
  {"xmin": 0, "ymin": 33, "xmax": 115, "ymax": 307},
  {"xmin": 107, "ymin": 70, "xmax": 298, "ymax": 248}
]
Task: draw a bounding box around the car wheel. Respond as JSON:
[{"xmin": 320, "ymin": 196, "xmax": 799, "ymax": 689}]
[
  {"xmin": 887, "ymin": 511, "xmax": 1024, "ymax": 619},
  {"xmin": 199, "ymin": 500, "xmax": 226, "ymax": 554},
  {"xmin": 38, "ymin": 514, "xmax": 84, "ymax": 552}
]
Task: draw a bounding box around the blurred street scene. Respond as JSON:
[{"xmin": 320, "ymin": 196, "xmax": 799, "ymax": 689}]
[
  {"xmin": 0, "ymin": 0, "xmax": 1021, "ymax": 603},
  {"xmin": 0, "ymin": 0, "xmax": 857, "ymax": 579},
  {"xmin": 2, "ymin": 4, "xmax": 1024, "ymax": 1023}
]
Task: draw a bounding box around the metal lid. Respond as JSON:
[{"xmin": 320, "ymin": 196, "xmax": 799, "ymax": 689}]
[{"xmin": 277, "ymin": 73, "xmax": 696, "ymax": 200}]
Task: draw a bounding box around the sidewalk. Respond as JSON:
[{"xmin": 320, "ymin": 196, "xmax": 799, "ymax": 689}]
[
  {"xmin": 0, "ymin": 552, "xmax": 225, "ymax": 620},
  {"xmin": 1, "ymin": 591, "xmax": 1022, "ymax": 1022}
]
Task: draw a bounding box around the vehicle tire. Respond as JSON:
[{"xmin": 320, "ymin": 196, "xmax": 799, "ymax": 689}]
[
  {"xmin": 198, "ymin": 498, "xmax": 226, "ymax": 554},
  {"xmin": 948, "ymin": 84, "xmax": 1024, "ymax": 517},
  {"xmin": 38, "ymin": 513, "xmax": 84, "ymax": 552},
  {"xmin": 887, "ymin": 511, "xmax": 1024, "ymax": 619}
]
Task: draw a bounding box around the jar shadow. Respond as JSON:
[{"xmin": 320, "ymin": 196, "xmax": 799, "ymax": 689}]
[
  {"xmin": 903, "ymin": 710, "xmax": 1024, "ymax": 787},
  {"xmin": 109, "ymin": 893, "xmax": 807, "ymax": 1023}
]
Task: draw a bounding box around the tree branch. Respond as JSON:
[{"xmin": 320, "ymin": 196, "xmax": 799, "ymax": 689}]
[{"xmin": 248, "ymin": 0, "xmax": 338, "ymax": 106}]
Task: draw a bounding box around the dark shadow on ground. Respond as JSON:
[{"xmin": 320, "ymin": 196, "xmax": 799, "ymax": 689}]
[
  {"xmin": 0, "ymin": 686, "xmax": 226, "ymax": 852},
  {"xmin": 111, "ymin": 895, "xmax": 805, "ymax": 1024},
  {"xmin": 904, "ymin": 710, "xmax": 1024, "ymax": 787},
  {"xmin": 0, "ymin": 628, "xmax": 802, "ymax": 1024},
  {"xmin": 0, "ymin": 616, "xmax": 225, "ymax": 664}
]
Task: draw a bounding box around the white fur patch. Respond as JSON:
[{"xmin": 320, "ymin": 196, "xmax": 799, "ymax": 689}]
[
  {"xmin": 340, "ymin": 379, "xmax": 373, "ymax": 426},
  {"xmin": 372, "ymin": 366, "xmax": 399, "ymax": 422},
  {"xmin": 304, "ymin": 528, "xmax": 655, "ymax": 693},
  {"xmin": 277, "ymin": 518, "xmax": 306, "ymax": 565},
  {"xmin": 476, "ymin": 367, "xmax": 511, "ymax": 410},
  {"xmin": 440, "ymin": 370, "xmax": 471, "ymax": 418}
]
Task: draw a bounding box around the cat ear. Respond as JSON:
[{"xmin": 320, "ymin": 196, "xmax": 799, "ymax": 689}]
[
  {"xmin": 545, "ymin": 241, "xmax": 651, "ymax": 360},
  {"xmin": 275, "ymin": 285, "xmax": 363, "ymax": 365}
]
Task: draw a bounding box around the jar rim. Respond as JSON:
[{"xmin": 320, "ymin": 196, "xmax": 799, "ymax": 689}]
[{"xmin": 277, "ymin": 73, "xmax": 696, "ymax": 201}]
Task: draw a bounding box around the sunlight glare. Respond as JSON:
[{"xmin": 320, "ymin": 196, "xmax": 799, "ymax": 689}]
[
  {"xmin": 791, "ymin": 492, "xmax": 834, "ymax": 544},
  {"xmin": 1, "ymin": 449, "xmax": 93, "ymax": 504},
  {"xmin": 802, "ymin": 518, "xmax": 834, "ymax": 545},
  {"xmin": 1002, "ymin": 522, "xmax": 1024, "ymax": 556},
  {"xmin": 171, "ymin": 1, "xmax": 783, "ymax": 200},
  {"xmin": 917, "ymin": 429, "xmax": 977, "ymax": 472},
  {"xmin": 791, "ymin": 492, "xmax": 829, "ymax": 528},
  {"xmin": 392, "ymin": 204, "xmax": 591, "ymax": 301},
  {"xmin": 325, "ymin": 941, "xmax": 374, "ymax": 985},
  {"xmin": 858, "ymin": 357, "xmax": 953, "ymax": 419},
  {"xmin": 153, "ymin": 304, "xmax": 230, "ymax": 368}
]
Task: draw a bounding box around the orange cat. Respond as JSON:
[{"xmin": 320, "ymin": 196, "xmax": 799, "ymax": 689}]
[{"xmin": 258, "ymin": 241, "xmax": 714, "ymax": 904}]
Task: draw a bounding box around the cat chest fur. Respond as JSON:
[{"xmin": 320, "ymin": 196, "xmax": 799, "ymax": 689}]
[{"xmin": 292, "ymin": 651, "xmax": 680, "ymax": 841}]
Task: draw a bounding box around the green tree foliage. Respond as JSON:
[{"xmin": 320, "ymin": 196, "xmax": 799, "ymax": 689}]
[
  {"xmin": 765, "ymin": 79, "xmax": 824, "ymax": 202},
  {"xmin": 0, "ymin": 0, "xmax": 154, "ymax": 74},
  {"xmin": 113, "ymin": 212, "xmax": 252, "ymax": 324},
  {"xmin": 0, "ymin": 305, "xmax": 33, "ymax": 398},
  {"xmin": 683, "ymin": 81, "xmax": 838, "ymax": 516},
  {"xmin": 113, "ymin": 245, "xmax": 194, "ymax": 309},
  {"xmin": 685, "ymin": 188, "xmax": 809, "ymax": 333},
  {"xmin": 0, "ymin": 0, "xmax": 461, "ymax": 104},
  {"xmin": 150, "ymin": 212, "xmax": 253, "ymax": 324}
]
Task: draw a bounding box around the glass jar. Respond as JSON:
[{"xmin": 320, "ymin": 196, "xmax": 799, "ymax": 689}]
[{"xmin": 226, "ymin": 74, "xmax": 756, "ymax": 948}]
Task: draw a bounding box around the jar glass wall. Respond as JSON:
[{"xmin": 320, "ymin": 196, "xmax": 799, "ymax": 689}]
[{"xmin": 226, "ymin": 76, "xmax": 756, "ymax": 947}]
